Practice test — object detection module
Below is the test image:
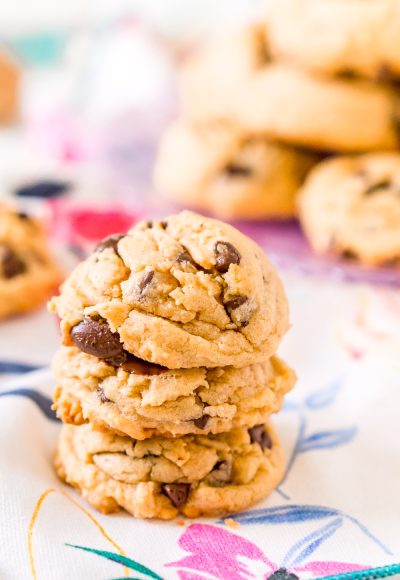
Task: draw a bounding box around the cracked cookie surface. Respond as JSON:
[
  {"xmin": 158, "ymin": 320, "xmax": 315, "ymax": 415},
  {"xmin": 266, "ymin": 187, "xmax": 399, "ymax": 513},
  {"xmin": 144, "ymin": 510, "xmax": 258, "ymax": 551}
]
[
  {"xmin": 154, "ymin": 120, "xmax": 318, "ymax": 220},
  {"xmin": 53, "ymin": 346, "xmax": 295, "ymax": 439},
  {"xmin": 49, "ymin": 211, "xmax": 289, "ymax": 368},
  {"xmin": 181, "ymin": 25, "xmax": 400, "ymax": 152},
  {"xmin": 55, "ymin": 421, "xmax": 284, "ymax": 519},
  {"xmin": 0, "ymin": 206, "xmax": 61, "ymax": 318},
  {"xmin": 298, "ymin": 153, "xmax": 400, "ymax": 266}
]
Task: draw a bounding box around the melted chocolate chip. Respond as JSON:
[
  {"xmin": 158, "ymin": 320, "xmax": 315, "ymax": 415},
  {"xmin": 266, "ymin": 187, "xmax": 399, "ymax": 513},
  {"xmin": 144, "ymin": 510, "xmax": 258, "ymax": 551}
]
[
  {"xmin": 0, "ymin": 246, "xmax": 26, "ymax": 278},
  {"xmin": 70, "ymin": 317, "xmax": 124, "ymax": 359},
  {"xmin": 224, "ymin": 164, "xmax": 252, "ymax": 177},
  {"xmin": 161, "ymin": 483, "xmax": 190, "ymax": 508},
  {"xmin": 97, "ymin": 388, "xmax": 111, "ymax": 403},
  {"xmin": 193, "ymin": 414, "xmax": 210, "ymax": 429},
  {"xmin": 95, "ymin": 234, "xmax": 125, "ymax": 256},
  {"xmin": 364, "ymin": 179, "xmax": 391, "ymax": 195},
  {"xmin": 119, "ymin": 354, "xmax": 166, "ymax": 375},
  {"xmin": 268, "ymin": 568, "xmax": 299, "ymax": 580},
  {"xmin": 207, "ymin": 460, "xmax": 232, "ymax": 486},
  {"xmin": 214, "ymin": 241, "xmax": 241, "ymax": 273},
  {"xmin": 248, "ymin": 424, "xmax": 273, "ymax": 450},
  {"xmin": 138, "ymin": 270, "xmax": 154, "ymax": 293}
]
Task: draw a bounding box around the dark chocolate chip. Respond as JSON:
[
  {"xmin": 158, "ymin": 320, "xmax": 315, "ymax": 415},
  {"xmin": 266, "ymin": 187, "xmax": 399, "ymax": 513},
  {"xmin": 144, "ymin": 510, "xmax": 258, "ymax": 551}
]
[
  {"xmin": 70, "ymin": 317, "xmax": 124, "ymax": 359},
  {"xmin": 161, "ymin": 483, "xmax": 190, "ymax": 508},
  {"xmin": 224, "ymin": 164, "xmax": 252, "ymax": 178},
  {"xmin": 160, "ymin": 221, "xmax": 168, "ymax": 229},
  {"xmin": 138, "ymin": 270, "xmax": 154, "ymax": 293},
  {"xmin": 95, "ymin": 234, "xmax": 125, "ymax": 256},
  {"xmin": 146, "ymin": 221, "xmax": 153, "ymax": 228},
  {"xmin": 225, "ymin": 296, "xmax": 248, "ymax": 312},
  {"xmin": 193, "ymin": 414, "xmax": 210, "ymax": 429},
  {"xmin": 119, "ymin": 354, "xmax": 167, "ymax": 375},
  {"xmin": 177, "ymin": 250, "xmax": 197, "ymax": 267},
  {"xmin": 364, "ymin": 179, "xmax": 391, "ymax": 195},
  {"xmin": 15, "ymin": 180, "xmax": 71, "ymax": 198},
  {"xmin": 248, "ymin": 424, "xmax": 273, "ymax": 450},
  {"xmin": 268, "ymin": 568, "xmax": 299, "ymax": 580},
  {"xmin": 104, "ymin": 352, "xmax": 128, "ymax": 367},
  {"xmin": 0, "ymin": 246, "xmax": 26, "ymax": 278},
  {"xmin": 341, "ymin": 249, "xmax": 357, "ymax": 261},
  {"xmin": 97, "ymin": 388, "xmax": 111, "ymax": 403},
  {"xmin": 207, "ymin": 460, "xmax": 232, "ymax": 486},
  {"xmin": 17, "ymin": 212, "xmax": 31, "ymax": 221},
  {"xmin": 214, "ymin": 241, "xmax": 241, "ymax": 273}
]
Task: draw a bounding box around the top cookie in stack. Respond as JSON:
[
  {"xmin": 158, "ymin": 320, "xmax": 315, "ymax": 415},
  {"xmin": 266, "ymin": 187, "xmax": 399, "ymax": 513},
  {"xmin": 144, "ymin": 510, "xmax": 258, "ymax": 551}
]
[{"xmin": 51, "ymin": 211, "xmax": 295, "ymax": 518}]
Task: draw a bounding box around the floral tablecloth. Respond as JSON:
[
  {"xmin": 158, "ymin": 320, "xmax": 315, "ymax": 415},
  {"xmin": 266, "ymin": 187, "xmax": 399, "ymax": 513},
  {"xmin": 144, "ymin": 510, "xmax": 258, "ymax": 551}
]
[{"xmin": 1, "ymin": 271, "xmax": 399, "ymax": 580}]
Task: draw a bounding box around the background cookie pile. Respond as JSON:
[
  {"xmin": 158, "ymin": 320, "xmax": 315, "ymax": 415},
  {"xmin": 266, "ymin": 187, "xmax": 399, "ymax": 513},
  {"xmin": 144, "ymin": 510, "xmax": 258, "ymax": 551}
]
[
  {"xmin": 50, "ymin": 211, "xmax": 295, "ymax": 519},
  {"xmin": 154, "ymin": 0, "xmax": 400, "ymax": 268}
]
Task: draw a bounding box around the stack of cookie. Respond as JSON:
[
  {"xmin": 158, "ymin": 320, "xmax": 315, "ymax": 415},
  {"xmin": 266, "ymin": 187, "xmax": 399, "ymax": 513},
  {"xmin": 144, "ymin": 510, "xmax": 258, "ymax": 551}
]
[
  {"xmin": 154, "ymin": 1, "xmax": 400, "ymax": 265},
  {"xmin": 50, "ymin": 211, "xmax": 295, "ymax": 519}
]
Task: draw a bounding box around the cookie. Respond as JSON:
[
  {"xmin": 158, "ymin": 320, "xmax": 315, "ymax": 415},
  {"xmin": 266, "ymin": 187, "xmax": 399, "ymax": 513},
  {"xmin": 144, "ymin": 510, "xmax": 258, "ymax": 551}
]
[
  {"xmin": 181, "ymin": 25, "xmax": 400, "ymax": 152},
  {"xmin": 298, "ymin": 153, "xmax": 400, "ymax": 266},
  {"xmin": 154, "ymin": 120, "xmax": 318, "ymax": 220},
  {"xmin": 267, "ymin": 0, "xmax": 400, "ymax": 81},
  {"xmin": 52, "ymin": 346, "xmax": 295, "ymax": 439},
  {"xmin": 49, "ymin": 211, "xmax": 289, "ymax": 368},
  {"xmin": 0, "ymin": 207, "xmax": 61, "ymax": 318},
  {"xmin": 55, "ymin": 421, "xmax": 284, "ymax": 519}
]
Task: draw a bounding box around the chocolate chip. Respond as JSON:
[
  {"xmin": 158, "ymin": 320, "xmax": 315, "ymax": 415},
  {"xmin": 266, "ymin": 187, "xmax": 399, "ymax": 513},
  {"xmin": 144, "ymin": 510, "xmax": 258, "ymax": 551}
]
[
  {"xmin": 138, "ymin": 270, "xmax": 154, "ymax": 293},
  {"xmin": 337, "ymin": 68, "xmax": 357, "ymax": 80},
  {"xmin": 268, "ymin": 568, "xmax": 299, "ymax": 580},
  {"xmin": 161, "ymin": 483, "xmax": 190, "ymax": 508},
  {"xmin": 225, "ymin": 296, "xmax": 247, "ymax": 312},
  {"xmin": 160, "ymin": 221, "xmax": 168, "ymax": 229},
  {"xmin": 224, "ymin": 164, "xmax": 252, "ymax": 177},
  {"xmin": 364, "ymin": 179, "xmax": 391, "ymax": 195},
  {"xmin": 177, "ymin": 250, "xmax": 196, "ymax": 267},
  {"xmin": 70, "ymin": 317, "xmax": 124, "ymax": 359},
  {"xmin": 95, "ymin": 234, "xmax": 125, "ymax": 256},
  {"xmin": 207, "ymin": 460, "xmax": 232, "ymax": 487},
  {"xmin": 14, "ymin": 180, "xmax": 71, "ymax": 198},
  {"xmin": 214, "ymin": 241, "xmax": 241, "ymax": 273},
  {"xmin": 248, "ymin": 424, "xmax": 273, "ymax": 450},
  {"xmin": 97, "ymin": 388, "xmax": 111, "ymax": 403},
  {"xmin": 17, "ymin": 212, "xmax": 31, "ymax": 221},
  {"xmin": 193, "ymin": 414, "xmax": 210, "ymax": 429},
  {"xmin": 146, "ymin": 221, "xmax": 153, "ymax": 228},
  {"xmin": 341, "ymin": 249, "xmax": 357, "ymax": 260},
  {"xmin": 119, "ymin": 354, "xmax": 167, "ymax": 375},
  {"xmin": 0, "ymin": 246, "xmax": 26, "ymax": 278}
]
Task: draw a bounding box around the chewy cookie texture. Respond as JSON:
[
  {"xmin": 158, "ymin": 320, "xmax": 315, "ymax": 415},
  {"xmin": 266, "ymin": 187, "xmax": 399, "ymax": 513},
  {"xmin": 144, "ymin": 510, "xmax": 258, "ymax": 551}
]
[
  {"xmin": 49, "ymin": 211, "xmax": 289, "ymax": 369},
  {"xmin": 52, "ymin": 211, "xmax": 292, "ymax": 519},
  {"xmin": 53, "ymin": 346, "xmax": 295, "ymax": 439},
  {"xmin": 55, "ymin": 422, "xmax": 284, "ymax": 519},
  {"xmin": 0, "ymin": 206, "xmax": 61, "ymax": 318}
]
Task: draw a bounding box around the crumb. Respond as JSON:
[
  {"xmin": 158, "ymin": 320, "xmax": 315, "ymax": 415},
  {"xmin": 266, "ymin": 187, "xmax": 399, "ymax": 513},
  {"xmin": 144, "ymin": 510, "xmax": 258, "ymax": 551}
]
[
  {"xmin": 224, "ymin": 518, "xmax": 240, "ymax": 529},
  {"xmin": 176, "ymin": 520, "xmax": 185, "ymax": 526}
]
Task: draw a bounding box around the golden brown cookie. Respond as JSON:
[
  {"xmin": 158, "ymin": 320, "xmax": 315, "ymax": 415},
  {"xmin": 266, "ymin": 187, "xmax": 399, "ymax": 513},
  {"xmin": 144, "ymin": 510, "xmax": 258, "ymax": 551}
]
[
  {"xmin": 55, "ymin": 421, "xmax": 284, "ymax": 519},
  {"xmin": 52, "ymin": 346, "xmax": 295, "ymax": 439},
  {"xmin": 267, "ymin": 0, "xmax": 400, "ymax": 81},
  {"xmin": 49, "ymin": 211, "xmax": 289, "ymax": 368},
  {"xmin": 154, "ymin": 120, "xmax": 318, "ymax": 220},
  {"xmin": 298, "ymin": 153, "xmax": 400, "ymax": 266},
  {"xmin": 181, "ymin": 25, "xmax": 400, "ymax": 152},
  {"xmin": 0, "ymin": 207, "xmax": 61, "ymax": 318}
]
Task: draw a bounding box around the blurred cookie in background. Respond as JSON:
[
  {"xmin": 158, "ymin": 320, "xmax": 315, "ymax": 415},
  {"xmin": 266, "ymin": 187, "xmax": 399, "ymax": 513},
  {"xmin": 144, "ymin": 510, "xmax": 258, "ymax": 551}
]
[
  {"xmin": 180, "ymin": 24, "xmax": 400, "ymax": 153},
  {"xmin": 298, "ymin": 153, "xmax": 400, "ymax": 267},
  {"xmin": 0, "ymin": 205, "xmax": 62, "ymax": 318},
  {"xmin": 266, "ymin": 0, "xmax": 400, "ymax": 81},
  {"xmin": 154, "ymin": 120, "xmax": 318, "ymax": 220}
]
